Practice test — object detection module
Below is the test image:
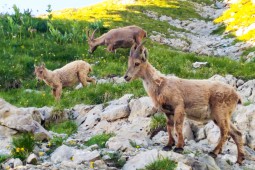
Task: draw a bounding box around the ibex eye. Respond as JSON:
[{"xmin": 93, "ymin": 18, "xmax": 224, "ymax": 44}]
[
  {"xmin": 39, "ymin": 71, "xmax": 43, "ymax": 74},
  {"xmin": 135, "ymin": 63, "xmax": 140, "ymax": 67}
]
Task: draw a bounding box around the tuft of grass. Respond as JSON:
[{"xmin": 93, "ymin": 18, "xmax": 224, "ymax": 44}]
[
  {"xmin": 85, "ymin": 133, "xmax": 114, "ymax": 148},
  {"xmin": 47, "ymin": 120, "xmax": 78, "ymax": 136},
  {"xmin": 150, "ymin": 113, "xmax": 166, "ymax": 132},
  {"xmin": 141, "ymin": 157, "xmax": 177, "ymax": 170},
  {"xmin": 129, "ymin": 139, "xmax": 141, "ymax": 149},
  {"xmin": 46, "ymin": 136, "xmax": 66, "ymax": 155},
  {"xmin": 0, "ymin": 155, "xmax": 10, "ymax": 163},
  {"xmin": 105, "ymin": 151, "xmax": 126, "ymax": 168},
  {"xmin": 11, "ymin": 133, "xmax": 35, "ymax": 161}
]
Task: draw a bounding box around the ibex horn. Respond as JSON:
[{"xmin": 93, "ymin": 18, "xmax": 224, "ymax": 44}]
[
  {"xmin": 91, "ymin": 28, "xmax": 98, "ymax": 40},
  {"xmin": 134, "ymin": 40, "xmax": 146, "ymax": 58}
]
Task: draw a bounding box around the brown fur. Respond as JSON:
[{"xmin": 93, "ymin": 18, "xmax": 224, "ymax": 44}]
[
  {"xmin": 124, "ymin": 43, "xmax": 245, "ymax": 164},
  {"xmin": 34, "ymin": 60, "xmax": 95, "ymax": 100},
  {"xmin": 86, "ymin": 25, "xmax": 147, "ymax": 53}
]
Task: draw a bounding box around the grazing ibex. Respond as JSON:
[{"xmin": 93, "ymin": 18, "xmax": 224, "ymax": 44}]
[
  {"xmin": 34, "ymin": 60, "xmax": 95, "ymax": 100},
  {"xmin": 86, "ymin": 25, "xmax": 147, "ymax": 53},
  {"xmin": 124, "ymin": 42, "xmax": 245, "ymax": 164}
]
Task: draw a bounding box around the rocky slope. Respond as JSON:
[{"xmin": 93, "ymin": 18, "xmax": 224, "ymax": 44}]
[
  {"xmin": 148, "ymin": 0, "xmax": 254, "ymax": 60},
  {"xmin": 1, "ymin": 74, "xmax": 255, "ymax": 170}
]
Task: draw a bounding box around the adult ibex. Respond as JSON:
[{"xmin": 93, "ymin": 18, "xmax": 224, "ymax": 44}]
[
  {"xmin": 124, "ymin": 42, "xmax": 245, "ymax": 164},
  {"xmin": 86, "ymin": 25, "xmax": 147, "ymax": 53}
]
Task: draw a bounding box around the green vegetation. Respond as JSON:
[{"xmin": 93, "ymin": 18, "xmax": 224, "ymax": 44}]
[
  {"xmin": 105, "ymin": 151, "xmax": 126, "ymax": 168},
  {"xmin": 85, "ymin": 133, "xmax": 114, "ymax": 148},
  {"xmin": 47, "ymin": 120, "xmax": 78, "ymax": 136},
  {"xmin": 0, "ymin": 0, "xmax": 255, "ymax": 110},
  {"xmin": 141, "ymin": 157, "xmax": 177, "ymax": 170},
  {"xmin": 0, "ymin": 155, "xmax": 10, "ymax": 164},
  {"xmin": 11, "ymin": 133, "xmax": 35, "ymax": 160},
  {"xmin": 150, "ymin": 113, "xmax": 166, "ymax": 132},
  {"xmin": 129, "ymin": 139, "xmax": 141, "ymax": 148},
  {"xmin": 46, "ymin": 136, "xmax": 66, "ymax": 155}
]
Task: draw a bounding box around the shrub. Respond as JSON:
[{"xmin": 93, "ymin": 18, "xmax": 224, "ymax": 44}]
[
  {"xmin": 11, "ymin": 133, "xmax": 35, "ymax": 161},
  {"xmin": 85, "ymin": 133, "xmax": 114, "ymax": 148}
]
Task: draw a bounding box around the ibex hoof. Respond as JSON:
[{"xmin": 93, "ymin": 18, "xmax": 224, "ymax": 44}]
[
  {"xmin": 208, "ymin": 152, "xmax": 217, "ymax": 158},
  {"xmin": 173, "ymin": 147, "xmax": 183, "ymax": 153},
  {"xmin": 162, "ymin": 145, "xmax": 172, "ymax": 151}
]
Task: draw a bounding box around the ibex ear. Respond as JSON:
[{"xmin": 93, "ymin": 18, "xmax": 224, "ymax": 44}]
[
  {"xmin": 129, "ymin": 44, "xmax": 137, "ymax": 57},
  {"xmin": 141, "ymin": 48, "xmax": 148, "ymax": 62},
  {"xmin": 41, "ymin": 62, "xmax": 45, "ymax": 68}
]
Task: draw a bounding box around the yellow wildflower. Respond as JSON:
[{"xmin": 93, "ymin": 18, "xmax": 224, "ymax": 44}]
[
  {"xmin": 20, "ymin": 148, "xmax": 25, "ymax": 151},
  {"xmin": 90, "ymin": 161, "xmax": 94, "ymax": 169},
  {"xmin": 16, "ymin": 148, "xmax": 20, "ymax": 152},
  {"xmin": 70, "ymin": 156, "xmax": 74, "ymax": 161},
  {"xmin": 39, "ymin": 152, "xmax": 45, "ymax": 156}
]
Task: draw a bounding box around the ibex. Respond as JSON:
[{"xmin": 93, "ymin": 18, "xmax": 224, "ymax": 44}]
[
  {"xmin": 34, "ymin": 60, "xmax": 95, "ymax": 100},
  {"xmin": 86, "ymin": 25, "xmax": 147, "ymax": 53},
  {"xmin": 124, "ymin": 42, "xmax": 245, "ymax": 164}
]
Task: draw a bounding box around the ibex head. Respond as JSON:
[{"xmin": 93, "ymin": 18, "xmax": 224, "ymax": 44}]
[
  {"xmin": 86, "ymin": 29, "xmax": 98, "ymax": 53},
  {"xmin": 124, "ymin": 41, "xmax": 148, "ymax": 82},
  {"xmin": 34, "ymin": 63, "xmax": 47, "ymax": 80}
]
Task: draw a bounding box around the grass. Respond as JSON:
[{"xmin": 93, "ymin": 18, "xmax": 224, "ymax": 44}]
[
  {"xmin": 85, "ymin": 133, "xmax": 114, "ymax": 148},
  {"xmin": 141, "ymin": 157, "xmax": 177, "ymax": 170},
  {"xmin": 47, "ymin": 120, "xmax": 78, "ymax": 136},
  {"xmin": 150, "ymin": 113, "xmax": 166, "ymax": 132},
  {"xmin": 46, "ymin": 136, "xmax": 66, "ymax": 155},
  {"xmin": 11, "ymin": 133, "xmax": 35, "ymax": 161},
  {"xmin": 0, "ymin": 0, "xmax": 255, "ymax": 110},
  {"xmin": 0, "ymin": 155, "xmax": 10, "ymax": 164}
]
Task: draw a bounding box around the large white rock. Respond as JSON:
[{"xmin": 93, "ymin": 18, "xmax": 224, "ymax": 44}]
[
  {"xmin": 106, "ymin": 118, "xmax": 151, "ymax": 151},
  {"xmin": 176, "ymin": 162, "xmax": 192, "ymax": 170},
  {"xmin": 123, "ymin": 149, "xmax": 185, "ymax": 170},
  {"xmin": 0, "ymin": 98, "xmax": 51, "ymax": 140},
  {"xmin": 101, "ymin": 104, "xmax": 130, "ymax": 122},
  {"xmin": 51, "ymin": 145, "xmax": 74, "ymax": 163},
  {"xmin": 233, "ymin": 104, "xmax": 255, "ymax": 149},
  {"xmin": 72, "ymin": 150, "xmax": 100, "ymax": 163},
  {"xmin": 78, "ymin": 105, "xmax": 102, "ymax": 130},
  {"xmin": 128, "ymin": 96, "xmax": 157, "ymax": 121},
  {"xmin": 204, "ymin": 121, "xmax": 220, "ymax": 144},
  {"xmin": 73, "ymin": 104, "xmax": 95, "ymax": 125}
]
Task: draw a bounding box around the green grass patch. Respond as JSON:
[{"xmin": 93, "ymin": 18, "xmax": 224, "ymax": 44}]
[
  {"xmin": 47, "ymin": 120, "xmax": 78, "ymax": 136},
  {"xmin": 85, "ymin": 133, "xmax": 114, "ymax": 148},
  {"xmin": 141, "ymin": 157, "xmax": 177, "ymax": 170},
  {"xmin": 0, "ymin": 155, "xmax": 10, "ymax": 164},
  {"xmin": 150, "ymin": 113, "xmax": 166, "ymax": 132},
  {"xmin": 11, "ymin": 133, "xmax": 35, "ymax": 161}
]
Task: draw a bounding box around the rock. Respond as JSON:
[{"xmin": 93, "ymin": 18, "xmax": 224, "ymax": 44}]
[
  {"xmin": 78, "ymin": 105, "xmax": 102, "ymax": 130},
  {"xmin": 72, "ymin": 149, "xmax": 100, "ymax": 163},
  {"xmin": 176, "ymin": 162, "xmax": 192, "ymax": 170},
  {"xmin": 51, "ymin": 145, "xmax": 73, "ymax": 163},
  {"xmin": 13, "ymin": 158, "xmax": 23, "ymax": 168},
  {"xmin": 204, "ymin": 121, "xmax": 220, "ymax": 144},
  {"xmin": 215, "ymin": 158, "xmax": 232, "ymax": 170},
  {"xmin": 236, "ymin": 79, "xmax": 244, "ymax": 87},
  {"xmin": 233, "ymin": 104, "xmax": 255, "ymax": 149},
  {"xmin": 26, "ymin": 153, "xmax": 38, "ymax": 165},
  {"xmin": 128, "ymin": 97, "xmax": 157, "ymax": 121},
  {"xmin": 106, "ymin": 118, "xmax": 150, "ymax": 151},
  {"xmin": 0, "ymin": 99, "xmax": 51, "ymax": 141},
  {"xmin": 101, "ymin": 104, "xmax": 130, "ymax": 122},
  {"xmin": 94, "ymin": 160, "xmax": 108, "ymax": 169},
  {"xmin": 123, "ymin": 149, "xmax": 185, "ymax": 170},
  {"xmin": 183, "ymin": 120, "xmax": 194, "ymax": 141},
  {"xmin": 192, "ymin": 62, "xmax": 208, "ymax": 68},
  {"xmin": 75, "ymin": 104, "xmax": 99, "ymax": 126}
]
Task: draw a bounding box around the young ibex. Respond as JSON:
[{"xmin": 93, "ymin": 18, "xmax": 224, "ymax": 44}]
[
  {"xmin": 124, "ymin": 42, "xmax": 245, "ymax": 164},
  {"xmin": 34, "ymin": 60, "xmax": 95, "ymax": 100},
  {"xmin": 86, "ymin": 25, "xmax": 147, "ymax": 53}
]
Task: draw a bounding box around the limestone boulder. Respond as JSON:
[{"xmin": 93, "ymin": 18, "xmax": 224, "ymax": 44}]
[{"xmin": 128, "ymin": 96, "xmax": 157, "ymax": 121}]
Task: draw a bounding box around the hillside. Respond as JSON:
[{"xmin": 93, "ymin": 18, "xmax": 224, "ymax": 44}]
[{"xmin": 1, "ymin": 0, "xmax": 255, "ymax": 169}]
